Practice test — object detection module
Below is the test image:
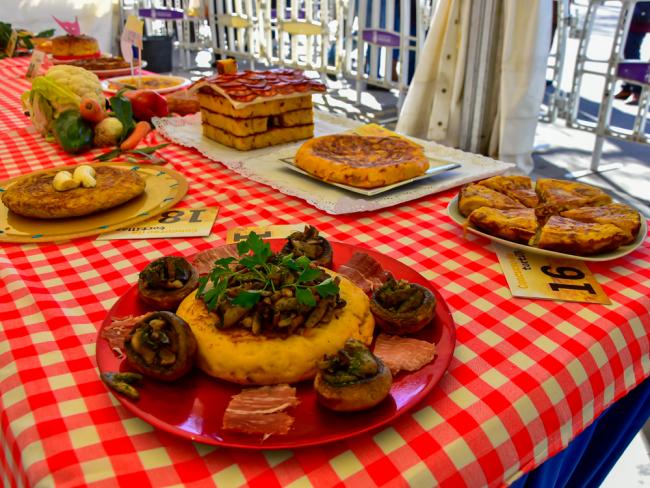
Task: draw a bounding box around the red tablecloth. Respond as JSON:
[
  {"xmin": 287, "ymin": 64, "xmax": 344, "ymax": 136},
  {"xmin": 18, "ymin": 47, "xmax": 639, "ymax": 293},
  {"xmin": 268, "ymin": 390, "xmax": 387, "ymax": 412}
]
[{"xmin": 1, "ymin": 57, "xmax": 649, "ymax": 487}]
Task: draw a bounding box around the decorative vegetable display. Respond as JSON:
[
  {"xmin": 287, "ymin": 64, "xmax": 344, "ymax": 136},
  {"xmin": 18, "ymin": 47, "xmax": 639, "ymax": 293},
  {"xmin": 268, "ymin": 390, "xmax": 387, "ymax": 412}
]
[
  {"xmin": 280, "ymin": 225, "xmax": 334, "ymax": 268},
  {"xmin": 23, "ymin": 66, "xmax": 170, "ymax": 160},
  {"xmin": 79, "ymin": 97, "xmax": 106, "ymax": 124},
  {"xmin": 125, "ymin": 311, "xmax": 197, "ymax": 382},
  {"xmin": 124, "ymin": 89, "xmax": 169, "ymax": 122},
  {"xmin": 196, "ymin": 231, "xmax": 342, "ymax": 336},
  {"xmin": 93, "ymin": 117, "xmax": 124, "ymax": 147},
  {"xmin": 52, "ymin": 109, "xmax": 94, "ymax": 154},
  {"xmin": 93, "ymin": 143, "xmax": 169, "ymax": 165},
  {"xmin": 370, "ymin": 279, "xmax": 436, "ymax": 334},
  {"xmin": 138, "ymin": 256, "xmax": 199, "ymax": 310},
  {"xmin": 120, "ymin": 121, "xmax": 151, "ymax": 150},
  {"xmin": 0, "ymin": 23, "xmax": 54, "ymax": 58},
  {"xmin": 314, "ymin": 339, "xmax": 392, "ymax": 411},
  {"xmin": 22, "ymin": 65, "xmax": 104, "ymax": 148}
]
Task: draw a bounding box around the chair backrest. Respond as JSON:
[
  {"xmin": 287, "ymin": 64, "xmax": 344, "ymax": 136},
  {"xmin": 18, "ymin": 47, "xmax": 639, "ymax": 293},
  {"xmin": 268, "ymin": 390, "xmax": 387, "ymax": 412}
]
[
  {"xmin": 208, "ymin": 0, "xmax": 262, "ymax": 67},
  {"xmin": 258, "ymin": 0, "xmax": 341, "ymax": 76},
  {"xmin": 344, "ymin": 0, "xmax": 435, "ymax": 104}
]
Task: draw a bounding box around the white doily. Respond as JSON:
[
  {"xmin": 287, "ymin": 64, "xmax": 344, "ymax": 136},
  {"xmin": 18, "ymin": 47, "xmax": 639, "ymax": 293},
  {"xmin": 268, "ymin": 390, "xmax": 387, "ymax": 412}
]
[{"xmin": 153, "ymin": 112, "xmax": 514, "ymax": 215}]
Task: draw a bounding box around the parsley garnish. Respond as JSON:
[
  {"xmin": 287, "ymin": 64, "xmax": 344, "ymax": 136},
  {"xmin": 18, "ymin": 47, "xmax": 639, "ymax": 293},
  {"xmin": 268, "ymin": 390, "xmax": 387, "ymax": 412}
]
[{"xmin": 197, "ymin": 232, "xmax": 340, "ymax": 314}]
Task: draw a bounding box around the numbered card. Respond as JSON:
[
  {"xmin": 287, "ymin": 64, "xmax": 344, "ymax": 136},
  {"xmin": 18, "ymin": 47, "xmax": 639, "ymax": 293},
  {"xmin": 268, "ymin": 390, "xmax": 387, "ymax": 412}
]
[
  {"xmin": 495, "ymin": 245, "xmax": 610, "ymax": 304},
  {"xmin": 226, "ymin": 224, "xmax": 306, "ymax": 244},
  {"xmin": 4, "ymin": 30, "xmax": 18, "ymax": 57},
  {"xmin": 25, "ymin": 50, "xmax": 47, "ymax": 80},
  {"xmin": 97, "ymin": 207, "xmax": 218, "ymax": 240},
  {"xmin": 121, "ymin": 15, "xmax": 144, "ymax": 63}
]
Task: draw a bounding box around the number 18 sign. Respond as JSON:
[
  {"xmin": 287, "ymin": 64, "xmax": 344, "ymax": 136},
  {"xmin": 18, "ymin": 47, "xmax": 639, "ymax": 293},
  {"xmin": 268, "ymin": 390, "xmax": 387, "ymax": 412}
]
[{"xmin": 495, "ymin": 245, "xmax": 610, "ymax": 304}]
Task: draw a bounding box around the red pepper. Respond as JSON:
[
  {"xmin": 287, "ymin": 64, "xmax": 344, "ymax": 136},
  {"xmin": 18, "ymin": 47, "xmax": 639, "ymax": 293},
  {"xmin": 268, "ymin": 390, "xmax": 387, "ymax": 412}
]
[{"xmin": 124, "ymin": 89, "xmax": 169, "ymax": 122}]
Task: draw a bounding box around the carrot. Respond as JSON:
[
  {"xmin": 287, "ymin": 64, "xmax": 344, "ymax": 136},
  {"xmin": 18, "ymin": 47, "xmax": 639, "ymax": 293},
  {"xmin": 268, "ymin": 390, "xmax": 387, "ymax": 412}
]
[
  {"xmin": 79, "ymin": 97, "xmax": 106, "ymax": 124},
  {"xmin": 120, "ymin": 121, "xmax": 151, "ymax": 150}
]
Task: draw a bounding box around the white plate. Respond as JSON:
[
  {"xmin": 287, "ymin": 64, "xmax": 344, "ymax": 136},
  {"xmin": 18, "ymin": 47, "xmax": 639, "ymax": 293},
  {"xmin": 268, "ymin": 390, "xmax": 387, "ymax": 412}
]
[
  {"xmin": 280, "ymin": 157, "xmax": 461, "ymax": 196},
  {"xmin": 91, "ymin": 62, "xmax": 148, "ymax": 79},
  {"xmin": 447, "ymin": 194, "xmax": 647, "ymax": 262},
  {"xmin": 51, "ymin": 57, "xmax": 148, "ymax": 77},
  {"xmin": 102, "ymin": 75, "xmax": 191, "ymax": 94}
]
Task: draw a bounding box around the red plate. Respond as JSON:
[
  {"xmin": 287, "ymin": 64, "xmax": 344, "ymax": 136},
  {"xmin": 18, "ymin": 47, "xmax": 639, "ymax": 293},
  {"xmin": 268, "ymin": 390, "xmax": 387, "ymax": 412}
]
[{"xmin": 96, "ymin": 241, "xmax": 456, "ymax": 449}]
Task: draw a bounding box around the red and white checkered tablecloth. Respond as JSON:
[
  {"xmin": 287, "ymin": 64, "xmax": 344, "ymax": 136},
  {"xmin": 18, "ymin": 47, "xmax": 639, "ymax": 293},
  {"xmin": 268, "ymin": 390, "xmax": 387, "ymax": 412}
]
[
  {"xmin": 1, "ymin": 57, "xmax": 649, "ymax": 487},
  {"xmin": 0, "ymin": 62, "xmax": 33, "ymax": 133}
]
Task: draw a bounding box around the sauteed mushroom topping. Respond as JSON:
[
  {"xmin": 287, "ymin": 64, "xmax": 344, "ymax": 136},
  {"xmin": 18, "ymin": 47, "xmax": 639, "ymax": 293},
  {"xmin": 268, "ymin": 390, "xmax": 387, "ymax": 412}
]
[
  {"xmin": 371, "ymin": 278, "xmax": 436, "ymax": 334},
  {"xmin": 197, "ymin": 232, "xmax": 343, "ymax": 336},
  {"xmin": 125, "ymin": 311, "xmax": 197, "ymax": 381},
  {"xmin": 280, "ymin": 225, "xmax": 333, "ymax": 268},
  {"xmin": 314, "ymin": 339, "xmax": 393, "ymax": 412},
  {"xmin": 138, "ymin": 256, "xmax": 199, "ymax": 310}
]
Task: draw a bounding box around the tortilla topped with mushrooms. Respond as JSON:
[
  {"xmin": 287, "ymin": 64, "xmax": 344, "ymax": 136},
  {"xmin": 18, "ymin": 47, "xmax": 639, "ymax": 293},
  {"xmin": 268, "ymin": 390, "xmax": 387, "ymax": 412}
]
[
  {"xmin": 177, "ymin": 269, "xmax": 374, "ymax": 385},
  {"xmin": 176, "ymin": 232, "xmax": 374, "ymax": 385}
]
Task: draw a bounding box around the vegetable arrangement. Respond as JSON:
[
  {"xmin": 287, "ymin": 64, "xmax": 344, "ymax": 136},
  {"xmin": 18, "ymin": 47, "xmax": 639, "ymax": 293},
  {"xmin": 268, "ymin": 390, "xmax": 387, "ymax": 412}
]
[
  {"xmin": 0, "ymin": 23, "xmax": 54, "ymax": 58},
  {"xmin": 22, "ymin": 65, "xmax": 169, "ymax": 162}
]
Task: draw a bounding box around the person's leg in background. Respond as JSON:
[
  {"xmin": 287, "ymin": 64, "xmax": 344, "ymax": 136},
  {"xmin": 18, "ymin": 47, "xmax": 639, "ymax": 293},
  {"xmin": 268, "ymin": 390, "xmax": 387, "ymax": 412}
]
[{"xmin": 615, "ymin": 2, "xmax": 650, "ymax": 104}]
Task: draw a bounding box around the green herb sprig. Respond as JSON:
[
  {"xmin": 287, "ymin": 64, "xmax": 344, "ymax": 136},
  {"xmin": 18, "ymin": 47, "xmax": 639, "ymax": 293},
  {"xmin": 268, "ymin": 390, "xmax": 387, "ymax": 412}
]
[
  {"xmin": 196, "ymin": 232, "xmax": 339, "ymax": 312},
  {"xmin": 94, "ymin": 143, "xmax": 169, "ymax": 163}
]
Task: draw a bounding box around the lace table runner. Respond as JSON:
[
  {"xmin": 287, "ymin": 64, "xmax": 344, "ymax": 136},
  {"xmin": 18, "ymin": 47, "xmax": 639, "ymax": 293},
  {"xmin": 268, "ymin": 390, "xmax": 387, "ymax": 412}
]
[{"xmin": 153, "ymin": 112, "xmax": 514, "ymax": 214}]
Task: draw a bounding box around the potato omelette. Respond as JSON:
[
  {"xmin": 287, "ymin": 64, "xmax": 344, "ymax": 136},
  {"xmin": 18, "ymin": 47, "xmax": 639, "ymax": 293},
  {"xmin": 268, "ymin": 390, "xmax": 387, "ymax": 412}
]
[
  {"xmin": 2, "ymin": 165, "xmax": 146, "ymax": 219},
  {"xmin": 176, "ymin": 270, "xmax": 375, "ymax": 385}
]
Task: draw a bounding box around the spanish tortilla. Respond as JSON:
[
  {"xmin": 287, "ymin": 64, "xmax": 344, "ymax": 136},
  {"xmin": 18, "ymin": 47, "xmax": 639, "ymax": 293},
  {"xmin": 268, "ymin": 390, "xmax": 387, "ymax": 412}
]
[
  {"xmin": 176, "ymin": 270, "xmax": 375, "ymax": 385},
  {"xmin": 2, "ymin": 165, "xmax": 146, "ymax": 219},
  {"xmin": 294, "ymin": 135, "xmax": 429, "ymax": 189}
]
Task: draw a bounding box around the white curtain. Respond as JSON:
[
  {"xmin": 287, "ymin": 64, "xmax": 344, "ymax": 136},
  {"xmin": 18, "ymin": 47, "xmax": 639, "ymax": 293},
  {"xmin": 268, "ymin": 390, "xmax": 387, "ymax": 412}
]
[
  {"xmin": 396, "ymin": 0, "xmax": 552, "ymax": 174},
  {"xmin": 489, "ymin": 0, "xmax": 552, "ymax": 173}
]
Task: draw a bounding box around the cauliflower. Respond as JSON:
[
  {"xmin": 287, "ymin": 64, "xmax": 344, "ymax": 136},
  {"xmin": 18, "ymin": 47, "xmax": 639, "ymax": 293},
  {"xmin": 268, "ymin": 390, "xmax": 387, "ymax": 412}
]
[
  {"xmin": 23, "ymin": 65, "xmax": 105, "ymax": 136},
  {"xmin": 44, "ymin": 65, "xmax": 105, "ymax": 107}
]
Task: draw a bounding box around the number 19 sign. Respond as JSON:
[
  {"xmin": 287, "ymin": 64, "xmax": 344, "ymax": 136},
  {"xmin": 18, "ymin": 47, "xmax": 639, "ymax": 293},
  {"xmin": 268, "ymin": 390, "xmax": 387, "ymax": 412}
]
[{"xmin": 495, "ymin": 245, "xmax": 610, "ymax": 304}]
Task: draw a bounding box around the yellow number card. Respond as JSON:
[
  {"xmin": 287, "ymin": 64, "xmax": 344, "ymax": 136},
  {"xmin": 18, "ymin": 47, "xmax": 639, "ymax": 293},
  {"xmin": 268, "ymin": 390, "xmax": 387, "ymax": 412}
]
[
  {"xmin": 98, "ymin": 207, "xmax": 218, "ymax": 240},
  {"xmin": 495, "ymin": 245, "xmax": 610, "ymax": 304},
  {"xmin": 226, "ymin": 224, "xmax": 306, "ymax": 244}
]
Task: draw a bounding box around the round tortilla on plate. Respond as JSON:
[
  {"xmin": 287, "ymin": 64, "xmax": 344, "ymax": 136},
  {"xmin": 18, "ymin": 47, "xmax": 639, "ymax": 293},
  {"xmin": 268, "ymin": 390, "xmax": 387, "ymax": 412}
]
[{"xmin": 2, "ymin": 166, "xmax": 146, "ymax": 219}]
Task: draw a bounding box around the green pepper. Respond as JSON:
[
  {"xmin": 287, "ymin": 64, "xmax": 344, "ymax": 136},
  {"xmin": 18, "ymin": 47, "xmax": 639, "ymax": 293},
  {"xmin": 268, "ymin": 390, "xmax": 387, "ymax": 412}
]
[{"xmin": 53, "ymin": 109, "xmax": 94, "ymax": 154}]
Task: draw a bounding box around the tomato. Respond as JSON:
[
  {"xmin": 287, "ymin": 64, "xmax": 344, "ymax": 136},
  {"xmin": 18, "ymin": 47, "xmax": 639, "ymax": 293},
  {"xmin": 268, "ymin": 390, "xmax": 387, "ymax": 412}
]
[{"xmin": 124, "ymin": 90, "xmax": 169, "ymax": 122}]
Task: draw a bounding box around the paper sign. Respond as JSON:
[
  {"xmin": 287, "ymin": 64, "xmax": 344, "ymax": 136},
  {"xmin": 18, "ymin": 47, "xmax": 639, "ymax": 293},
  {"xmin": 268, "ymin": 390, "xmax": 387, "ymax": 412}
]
[
  {"xmin": 25, "ymin": 50, "xmax": 47, "ymax": 80},
  {"xmin": 495, "ymin": 245, "xmax": 609, "ymax": 304},
  {"xmin": 226, "ymin": 224, "xmax": 306, "ymax": 244},
  {"xmin": 121, "ymin": 15, "xmax": 144, "ymax": 63},
  {"xmin": 52, "ymin": 16, "xmax": 81, "ymax": 36},
  {"xmin": 4, "ymin": 30, "xmax": 17, "ymax": 57},
  {"xmin": 97, "ymin": 207, "xmax": 218, "ymax": 240}
]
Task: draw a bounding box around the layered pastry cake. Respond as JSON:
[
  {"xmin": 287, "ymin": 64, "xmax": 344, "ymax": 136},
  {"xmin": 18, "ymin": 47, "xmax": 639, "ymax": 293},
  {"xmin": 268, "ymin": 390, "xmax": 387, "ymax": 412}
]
[
  {"xmin": 190, "ymin": 67, "xmax": 326, "ymax": 151},
  {"xmin": 51, "ymin": 34, "xmax": 100, "ymax": 60}
]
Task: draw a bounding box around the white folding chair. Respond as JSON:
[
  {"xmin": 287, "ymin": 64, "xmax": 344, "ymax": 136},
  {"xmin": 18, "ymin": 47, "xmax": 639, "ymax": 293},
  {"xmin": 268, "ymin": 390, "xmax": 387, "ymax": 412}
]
[
  {"xmin": 344, "ymin": 0, "xmax": 433, "ymax": 107},
  {"xmin": 208, "ymin": 0, "xmax": 262, "ymax": 68},
  {"xmin": 259, "ymin": 0, "xmax": 341, "ymax": 77},
  {"xmin": 541, "ymin": 0, "xmax": 571, "ymax": 123},
  {"xmin": 566, "ymin": 0, "xmax": 650, "ymax": 174}
]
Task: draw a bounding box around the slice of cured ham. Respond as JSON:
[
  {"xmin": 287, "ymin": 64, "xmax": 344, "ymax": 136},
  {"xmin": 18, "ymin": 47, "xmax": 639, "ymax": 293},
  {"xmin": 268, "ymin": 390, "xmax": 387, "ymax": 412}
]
[
  {"xmin": 337, "ymin": 252, "xmax": 391, "ymax": 294},
  {"xmin": 222, "ymin": 384, "xmax": 299, "ymax": 436},
  {"xmin": 101, "ymin": 314, "xmax": 148, "ymax": 357},
  {"xmin": 192, "ymin": 245, "xmax": 239, "ymax": 275},
  {"xmin": 373, "ymin": 334, "xmax": 436, "ymax": 374}
]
